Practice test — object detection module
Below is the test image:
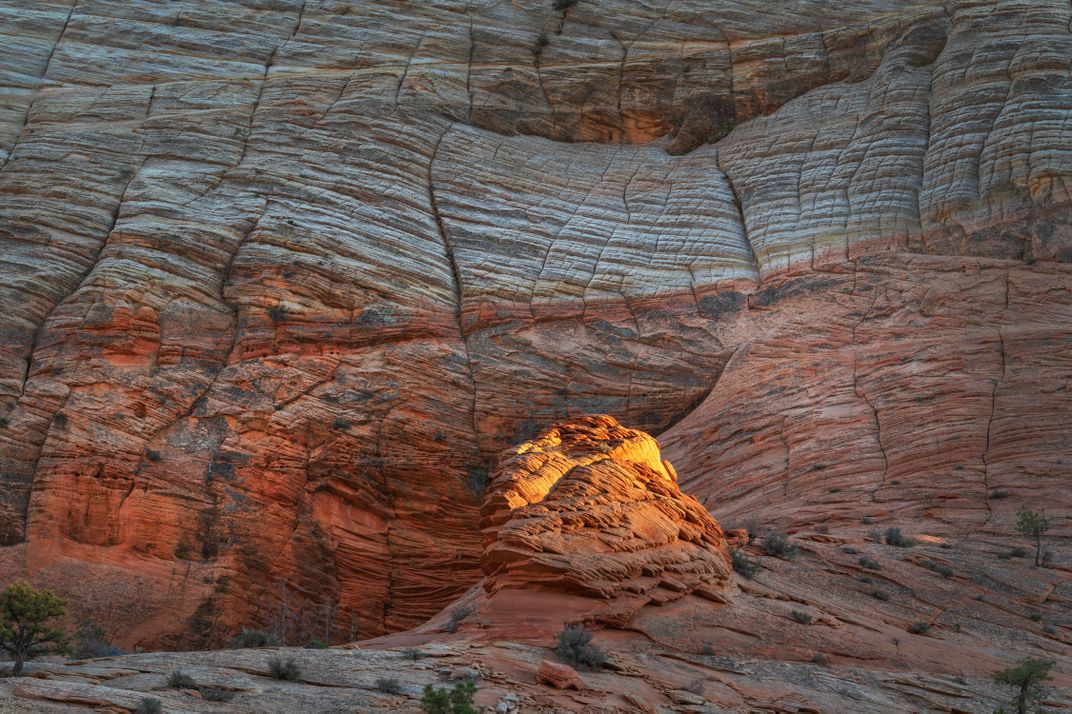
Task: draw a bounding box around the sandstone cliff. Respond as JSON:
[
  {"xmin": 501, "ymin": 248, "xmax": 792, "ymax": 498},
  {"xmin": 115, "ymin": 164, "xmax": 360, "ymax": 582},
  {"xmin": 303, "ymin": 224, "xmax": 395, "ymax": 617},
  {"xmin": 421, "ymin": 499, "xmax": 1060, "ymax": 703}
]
[
  {"xmin": 0, "ymin": 0, "xmax": 1069, "ymax": 663},
  {"xmin": 5, "ymin": 417, "xmax": 1069, "ymax": 712}
]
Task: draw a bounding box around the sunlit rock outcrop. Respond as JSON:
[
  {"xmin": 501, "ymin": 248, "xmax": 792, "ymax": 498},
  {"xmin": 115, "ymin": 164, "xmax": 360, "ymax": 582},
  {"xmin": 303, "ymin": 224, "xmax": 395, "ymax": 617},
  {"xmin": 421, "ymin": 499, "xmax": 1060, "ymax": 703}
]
[{"xmin": 481, "ymin": 415, "xmax": 732, "ymax": 608}]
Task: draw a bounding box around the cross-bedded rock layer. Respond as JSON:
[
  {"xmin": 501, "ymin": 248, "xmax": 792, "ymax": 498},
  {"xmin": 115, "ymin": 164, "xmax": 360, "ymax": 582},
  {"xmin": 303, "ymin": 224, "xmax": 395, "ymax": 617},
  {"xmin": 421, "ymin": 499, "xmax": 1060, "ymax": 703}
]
[
  {"xmin": 480, "ymin": 415, "xmax": 732, "ymax": 606},
  {"xmin": 0, "ymin": 0, "xmax": 1069, "ymax": 648}
]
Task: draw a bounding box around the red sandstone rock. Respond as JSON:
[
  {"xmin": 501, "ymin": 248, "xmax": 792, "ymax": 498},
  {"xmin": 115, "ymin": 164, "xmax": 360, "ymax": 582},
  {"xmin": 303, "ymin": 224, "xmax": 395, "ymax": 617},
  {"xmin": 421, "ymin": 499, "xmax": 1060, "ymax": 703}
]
[
  {"xmin": 0, "ymin": 0, "xmax": 1069, "ymax": 659},
  {"xmin": 406, "ymin": 417, "xmax": 734, "ymax": 639},
  {"xmin": 725, "ymin": 528, "xmax": 750, "ymax": 549},
  {"xmin": 481, "ymin": 415, "xmax": 732, "ymax": 610},
  {"xmin": 622, "ymin": 693, "xmax": 657, "ymax": 713},
  {"xmin": 536, "ymin": 659, "xmax": 583, "ymax": 691}
]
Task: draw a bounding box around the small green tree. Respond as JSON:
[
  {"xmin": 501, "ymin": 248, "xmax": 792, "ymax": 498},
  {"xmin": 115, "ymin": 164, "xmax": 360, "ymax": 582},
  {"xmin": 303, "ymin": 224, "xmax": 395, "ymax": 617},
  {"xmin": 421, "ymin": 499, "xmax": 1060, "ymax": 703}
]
[
  {"xmin": 1015, "ymin": 510, "xmax": 1050, "ymax": 566},
  {"xmin": 993, "ymin": 657, "xmax": 1054, "ymax": 714},
  {"xmin": 421, "ymin": 682, "xmax": 477, "ymax": 714},
  {"xmin": 0, "ymin": 581, "xmax": 68, "ymax": 676}
]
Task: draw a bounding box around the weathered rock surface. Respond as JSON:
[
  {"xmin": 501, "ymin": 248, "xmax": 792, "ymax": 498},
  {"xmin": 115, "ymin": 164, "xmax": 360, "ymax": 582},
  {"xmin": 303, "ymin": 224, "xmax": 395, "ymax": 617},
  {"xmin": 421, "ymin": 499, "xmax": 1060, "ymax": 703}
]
[
  {"xmin": 0, "ymin": 625, "xmax": 1070, "ymax": 713},
  {"xmin": 662, "ymin": 256, "xmax": 1072, "ymax": 536},
  {"xmin": 398, "ymin": 417, "xmax": 1070, "ymax": 712},
  {"xmin": 536, "ymin": 658, "xmax": 583, "ymax": 690},
  {"xmin": 0, "ymin": 0, "xmax": 1069, "ymax": 674},
  {"xmin": 481, "ymin": 415, "xmax": 732, "ymax": 608}
]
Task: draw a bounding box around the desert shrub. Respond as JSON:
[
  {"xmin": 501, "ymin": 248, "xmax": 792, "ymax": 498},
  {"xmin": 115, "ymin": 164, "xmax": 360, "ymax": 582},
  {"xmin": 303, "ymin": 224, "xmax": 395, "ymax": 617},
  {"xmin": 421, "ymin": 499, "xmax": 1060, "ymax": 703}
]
[
  {"xmin": 791, "ymin": 610, "xmax": 812, "ymax": 625},
  {"xmin": 731, "ymin": 548, "xmax": 760, "ymax": 579},
  {"xmin": 840, "ymin": 546, "xmax": 858, "ymax": 555},
  {"xmin": 268, "ymin": 656, "xmax": 302, "ymax": 681},
  {"xmin": 909, "ymin": 622, "xmax": 930, "ymax": 635},
  {"xmin": 700, "ymin": 643, "xmax": 716, "ymax": 656},
  {"xmin": 552, "ymin": 0, "xmax": 578, "ymax": 10},
  {"xmin": 872, "ymin": 590, "xmax": 890, "ymax": 602},
  {"xmin": 231, "ymin": 628, "xmax": 278, "ymax": 648},
  {"xmin": 200, "ymin": 687, "xmax": 235, "ymax": 702},
  {"xmin": 861, "ymin": 517, "xmax": 875, "ymax": 525},
  {"xmin": 402, "ymin": 647, "xmax": 424, "ymax": 661},
  {"xmin": 870, "ymin": 529, "xmax": 883, "ymax": 544},
  {"xmin": 1028, "ymin": 612, "xmax": 1042, "ymax": 622},
  {"xmin": 376, "ymin": 676, "xmax": 403, "ymax": 694},
  {"xmin": 763, "ymin": 532, "xmax": 798, "ymax": 560},
  {"xmin": 1042, "ymin": 625, "xmax": 1057, "ymax": 636},
  {"xmin": 146, "ymin": 450, "xmax": 161, "ymax": 462},
  {"xmin": 555, "ymin": 624, "xmax": 606, "ymax": 670},
  {"xmin": 445, "ymin": 604, "xmax": 475, "ymax": 633},
  {"xmin": 331, "ymin": 418, "xmax": 350, "ymax": 430},
  {"xmin": 167, "ymin": 670, "xmax": 197, "ymax": 689},
  {"xmin": 421, "ymin": 681, "xmax": 477, "ymax": 714},
  {"xmin": 884, "ymin": 527, "xmax": 914, "ymax": 548},
  {"xmin": 136, "ymin": 699, "xmax": 162, "ymax": 714},
  {"xmin": 304, "ymin": 637, "xmax": 328, "ymax": 650},
  {"xmin": 811, "ymin": 653, "xmax": 828, "ymax": 665},
  {"xmin": 990, "ymin": 489, "xmax": 1010, "ymax": 499},
  {"xmin": 921, "ymin": 560, "xmax": 954, "ymax": 578},
  {"xmin": 53, "ymin": 412, "xmax": 68, "ymax": 428},
  {"xmin": 1009, "ymin": 547, "xmax": 1027, "ymax": 558},
  {"xmin": 858, "ymin": 556, "xmax": 881, "ymax": 570},
  {"xmin": 73, "ymin": 620, "xmax": 122, "ymax": 659},
  {"xmin": 857, "ymin": 574, "xmax": 873, "ymax": 584}
]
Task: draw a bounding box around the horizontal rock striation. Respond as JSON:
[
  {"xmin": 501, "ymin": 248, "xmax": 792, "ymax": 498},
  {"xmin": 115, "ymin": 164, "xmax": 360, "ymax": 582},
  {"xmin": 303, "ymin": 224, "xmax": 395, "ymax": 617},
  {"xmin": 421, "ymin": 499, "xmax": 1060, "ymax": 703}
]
[
  {"xmin": 0, "ymin": 0, "xmax": 1069, "ymax": 648},
  {"xmin": 662, "ymin": 256, "xmax": 1072, "ymax": 536}
]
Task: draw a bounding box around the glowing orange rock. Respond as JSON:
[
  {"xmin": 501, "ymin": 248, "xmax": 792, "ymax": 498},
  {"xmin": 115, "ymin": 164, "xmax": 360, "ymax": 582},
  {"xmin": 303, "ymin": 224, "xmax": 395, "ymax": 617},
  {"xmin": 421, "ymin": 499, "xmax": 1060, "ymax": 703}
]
[{"xmin": 480, "ymin": 415, "xmax": 732, "ymax": 607}]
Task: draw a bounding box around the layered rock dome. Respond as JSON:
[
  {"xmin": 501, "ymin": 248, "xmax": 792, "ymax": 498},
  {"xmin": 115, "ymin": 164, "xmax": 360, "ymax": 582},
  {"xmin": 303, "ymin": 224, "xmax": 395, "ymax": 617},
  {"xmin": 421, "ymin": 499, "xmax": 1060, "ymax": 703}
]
[
  {"xmin": 480, "ymin": 415, "xmax": 732, "ymax": 607},
  {"xmin": 0, "ymin": 0, "xmax": 1068, "ymax": 659}
]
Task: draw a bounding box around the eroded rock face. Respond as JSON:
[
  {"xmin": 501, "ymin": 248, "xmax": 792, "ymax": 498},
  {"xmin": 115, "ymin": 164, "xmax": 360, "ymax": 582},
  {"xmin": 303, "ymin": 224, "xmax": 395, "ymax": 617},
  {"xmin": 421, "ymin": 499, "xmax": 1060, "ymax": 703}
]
[
  {"xmin": 0, "ymin": 0, "xmax": 1069, "ymax": 649},
  {"xmin": 481, "ymin": 415, "xmax": 731, "ymax": 607},
  {"xmin": 661, "ymin": 255, "xmax": 1072, "ymax": 537}
]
